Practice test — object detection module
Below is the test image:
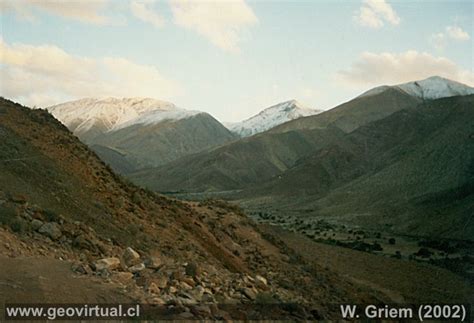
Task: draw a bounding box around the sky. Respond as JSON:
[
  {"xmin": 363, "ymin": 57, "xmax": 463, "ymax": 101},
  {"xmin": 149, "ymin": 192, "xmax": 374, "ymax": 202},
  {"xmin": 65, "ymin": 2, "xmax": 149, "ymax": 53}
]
[{"xmin": 0, "ymin": 0, "xmax": 472, "ymax": 122}]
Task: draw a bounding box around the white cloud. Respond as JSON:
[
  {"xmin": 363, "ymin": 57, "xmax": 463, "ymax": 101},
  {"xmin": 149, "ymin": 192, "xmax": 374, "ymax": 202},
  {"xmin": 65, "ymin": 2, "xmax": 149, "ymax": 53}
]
[
  {"xmin": 445, "ymin": 26, "xmax": 470, "ymax": 41},
  {"xmin": 130, "ymin": 0, "xmax": 165, "ymax": 28},
  {"xmin": 2, "ymin": 0, "xmax": 259, "ymax": 52},
  {"xmin": 169, "ymin": 0, "xmax": 258, "ymax": 52},
  {"xmin": 354, "ymin": 0, "xmax": 400, "ymax": 29},
  {"xmin": 1, "ymin": 0, "xmax": 113, "ymax": 25},
  {"xmin": 0, "ymin": 38, "xmax": 182, "ymax": 107},
  {"xmin": 430, "ymin": 25, "xmax": 470, "ymax": 50},
  {"xmin": 336, "ymin": 50, "xmax": 474, "ymax": 87}
]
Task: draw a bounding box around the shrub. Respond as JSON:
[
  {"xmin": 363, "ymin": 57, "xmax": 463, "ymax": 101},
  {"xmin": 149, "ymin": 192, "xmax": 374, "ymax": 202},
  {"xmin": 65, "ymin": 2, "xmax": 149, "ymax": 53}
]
[
  {"xmin": 131, "ymin": 192, "xmax": 143, "ymax": 206},
  {"xmin": 415, "ymin": 247, "xmax": 433, "ymax": 258},
  {"xmin": 0, "ymin": 205, "xmax": 16, "ymax": 225},
  {"xmin": 256, "ymin": 292, "xmax": 280, "ymax": 304},
  {"xmin": 43, "ymin": 209, "xmax": 60, "ymax": 222},
  {"xmin": 9, "ymin": 217, "xmax": 28, "ymax": 233},
  {"xmin": 127, "ymin": 223, "xmax": 142, "ymax": 235},
  {"xmin": 388, "ymin": 238, "xmax": 396, "ymax": 245},
  {"xmin": 372, "ymin": 242, "xmax": 383, "ymax": 251}
]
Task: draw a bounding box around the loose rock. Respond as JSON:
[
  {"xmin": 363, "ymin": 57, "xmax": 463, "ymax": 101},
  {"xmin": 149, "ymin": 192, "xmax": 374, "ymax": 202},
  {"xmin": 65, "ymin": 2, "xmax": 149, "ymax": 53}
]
[
  {"xmin": 147, "ymin": 282, "xmax": 160, "ymax": 294},
  {"xmin": 255, "ymin": 275, "xmax": 268, "ymax": 288},
  {"xmin": 153, "ymin": 276, "xmax": 168, "ymax": 289},
  {"xmin": 242, "ymin": 287, "xmax": 256, "ymax": 300},
  {"xmin": 38, "ymin": 222, "xmax": 62, "ymax": 240},
  {"xmin": 31, "ymin": 219, "xmax": 43, "ymax": 231},
  {"xmin": 71, "ymin": 263, "xmax": 92, "ymax": 275},
  {"xmin": 95, "ymin": 257, "xmax": 121, "ymax": 271},
  {"xmin": 111, "ymin": 272, "xmax": 134, "ymax": 285},
  {"xmin": 128, "ymin": 263, "xmax": 145, "ymax": 273},
  {"xmin": 123, "ymin": 247, "xmax": 141, "ymax": 267},
  {"xmin": 144, "ymin": 256, "xmax": 162, "ymax": 269}
]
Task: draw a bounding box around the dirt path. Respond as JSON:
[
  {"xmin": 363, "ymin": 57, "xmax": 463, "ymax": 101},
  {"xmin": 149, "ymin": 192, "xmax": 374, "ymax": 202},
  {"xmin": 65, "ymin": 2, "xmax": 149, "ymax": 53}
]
[{"xmin": 0, "ymin": 256, "xmax": 134, "ymax": 304}]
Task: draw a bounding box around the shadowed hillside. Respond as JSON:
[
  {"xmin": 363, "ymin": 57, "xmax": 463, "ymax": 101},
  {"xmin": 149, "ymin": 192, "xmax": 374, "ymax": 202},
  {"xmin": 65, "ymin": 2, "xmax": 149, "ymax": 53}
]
[
  {"xmin": 242, "ymin": 95, "xmax": 474, "ymax": 240},
  {"xmin": 130, "ymin": 87, "xmax": 421, "ymax": 192},
  {"xmin": 92, "ymin": 113, "xmax": 237, "ymax": 171},
  {"xmin": 128, "ymin": 90, "xmax": 473, "ymax": 240}
]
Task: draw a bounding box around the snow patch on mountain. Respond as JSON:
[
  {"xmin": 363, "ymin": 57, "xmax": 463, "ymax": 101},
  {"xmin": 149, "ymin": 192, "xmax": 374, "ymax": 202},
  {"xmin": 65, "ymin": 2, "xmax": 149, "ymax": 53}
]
[
  {"xmin": 114, "ymin": 109, "xmax": 203, "ymax": 130},
  {"xmin": 359, "ymin": 76, "xmax": 474, "ymax": 100},
  {"xmin": 228, "ymin": 100, "xmax": 322, "ymax": 137},
  {"xmin": 47, "ymin": 97, "xmax": 196, "ymax": 134}
]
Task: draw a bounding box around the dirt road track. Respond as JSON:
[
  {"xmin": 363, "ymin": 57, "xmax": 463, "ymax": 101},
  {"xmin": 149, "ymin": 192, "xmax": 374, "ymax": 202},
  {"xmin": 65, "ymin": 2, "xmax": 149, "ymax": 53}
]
[{"xmin": 0, "ymin": 256, "xmax": 133, "ymax": 305}]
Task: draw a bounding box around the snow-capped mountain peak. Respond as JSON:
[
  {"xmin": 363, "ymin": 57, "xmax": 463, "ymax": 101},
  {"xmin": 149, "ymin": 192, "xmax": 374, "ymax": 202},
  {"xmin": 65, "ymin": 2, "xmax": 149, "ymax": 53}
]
[
  {"xmin": 397, "ymin": 76, "xmax": 474, "ymax": 99},
  {"xmin": 359, "ymin": 76, "xmax": 474, "ymax": 100},
  {"xmin": 47, "ymin": 97, "xmax": 193, "ymax": 135},
  {"xmin": 228, "ymin": 100, "xmax": 322, "ymax": 137}
]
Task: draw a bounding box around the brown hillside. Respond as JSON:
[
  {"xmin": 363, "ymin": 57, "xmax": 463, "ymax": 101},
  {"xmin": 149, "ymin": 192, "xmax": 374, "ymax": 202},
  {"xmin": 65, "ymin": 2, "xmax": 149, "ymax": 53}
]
[{"xmin": 0, "ymin": 98, "xmax": 381, "ymax": 319}]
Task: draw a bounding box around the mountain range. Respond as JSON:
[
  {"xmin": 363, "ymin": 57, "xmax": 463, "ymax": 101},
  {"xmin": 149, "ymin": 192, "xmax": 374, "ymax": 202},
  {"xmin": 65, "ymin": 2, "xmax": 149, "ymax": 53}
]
[
  {"xmin": 41, "ymin": 76, "xmax": 474, "ymax": 240},
  {"xmin": 48, "ymin": 98, "xmax": 316, "ymax": 173},
  {"xmin": 128, "ymin": 76, "xmax": 474, "ymax": 240}
]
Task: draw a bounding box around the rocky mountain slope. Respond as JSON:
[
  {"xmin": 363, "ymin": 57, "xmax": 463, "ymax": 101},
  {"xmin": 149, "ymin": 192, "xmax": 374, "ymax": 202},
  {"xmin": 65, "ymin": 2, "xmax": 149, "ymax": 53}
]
[
  {"xmin": 227, "ymin": 100, "xmax": 321, "ymax": 137},
  {"xmin": 48, "ymin": 97, "xmax": 236, "ymax": 173}
]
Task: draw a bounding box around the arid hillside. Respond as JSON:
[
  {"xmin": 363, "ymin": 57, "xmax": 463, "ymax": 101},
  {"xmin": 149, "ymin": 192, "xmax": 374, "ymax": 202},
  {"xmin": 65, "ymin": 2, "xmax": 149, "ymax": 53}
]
[
  {"xmin": 0, "ymin": 98, "xmax": 380, "ymax": 319},
  {"xmin": 0, "ymin": 98, "xmax": 472, "ymax": 319}
]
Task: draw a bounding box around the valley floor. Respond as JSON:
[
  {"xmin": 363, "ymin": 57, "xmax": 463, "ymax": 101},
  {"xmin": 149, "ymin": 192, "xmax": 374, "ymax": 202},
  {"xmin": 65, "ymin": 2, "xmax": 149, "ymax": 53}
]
[{"xmin": 261, "ymin": 224, "xmax": 474, "ymax": 304}]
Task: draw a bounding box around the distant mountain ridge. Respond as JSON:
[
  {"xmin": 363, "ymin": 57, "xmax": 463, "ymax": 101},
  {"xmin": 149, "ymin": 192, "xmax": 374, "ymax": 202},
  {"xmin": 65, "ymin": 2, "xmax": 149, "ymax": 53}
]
[
  {"xmin": 131, "ymin": 87, "xmax": 421, "ymax": 192},
  {"xmin": 47, "ymin": 97, "xmax": 324, "ymax": 173},
  {"xmin": 48, "ymin": 97, "xmax": 236, "ymax": 173},
  {"xmin": 227, "ymin": 100, "xmax": 322, "ymax": 137},
  {"xmin": 359, "ymin": 76, "xmax": 474, "ymax": 100},
  {"xmin": 47, "ymin": 97, "xmax": 197, "ymax": 143}
]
